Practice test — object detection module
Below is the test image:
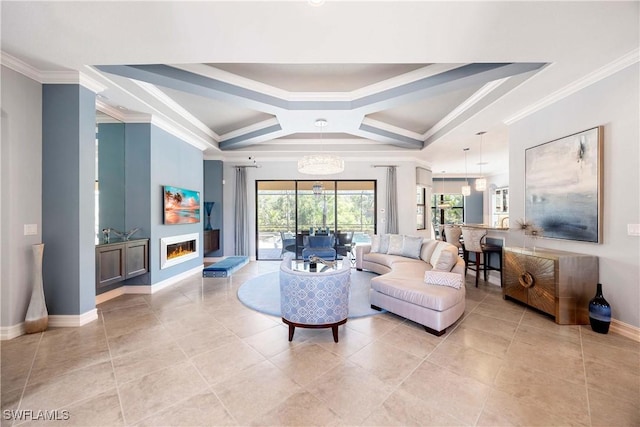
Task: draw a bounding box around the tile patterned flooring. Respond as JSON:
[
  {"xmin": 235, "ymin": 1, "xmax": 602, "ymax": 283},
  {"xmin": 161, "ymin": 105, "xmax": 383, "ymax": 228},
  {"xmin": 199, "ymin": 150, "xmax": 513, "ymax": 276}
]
[{"xmin": 2, "ymin": 261, "xmax": 639, "ymax": 426}]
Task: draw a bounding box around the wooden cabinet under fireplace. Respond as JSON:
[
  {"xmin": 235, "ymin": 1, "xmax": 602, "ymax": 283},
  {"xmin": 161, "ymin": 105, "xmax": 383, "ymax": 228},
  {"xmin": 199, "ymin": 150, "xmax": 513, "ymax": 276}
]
[
  {"xmin": 502, "ymin": 247, "xmax": 597, "ymax": 325},
  {"xmin": 96, "ymin": 239, "xmax": 149, "ymax": 295}
]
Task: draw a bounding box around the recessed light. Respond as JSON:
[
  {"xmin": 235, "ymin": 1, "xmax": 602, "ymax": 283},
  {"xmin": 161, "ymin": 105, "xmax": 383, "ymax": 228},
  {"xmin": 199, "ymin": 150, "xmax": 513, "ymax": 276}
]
[
  {"xmin": 116, "ymin": 105, "xmax": 127, "ymax": 110},
  {"xmin": 308, "ymin": 0, "xmax": 325, "ymax": 6}
]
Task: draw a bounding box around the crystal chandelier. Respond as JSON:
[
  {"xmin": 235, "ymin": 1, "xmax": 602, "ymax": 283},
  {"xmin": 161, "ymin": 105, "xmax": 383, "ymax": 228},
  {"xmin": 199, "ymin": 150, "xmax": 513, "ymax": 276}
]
[
  {"xmin": 298, "ymin": 119, "xmax": 345, "ymax": 175},
  {"xmin": 475, "ymin": 131, "xmax": 487, "ymax": 191},
  {"xmin": 461, "ymin": 148, "xmax": 471, "ymax": 196}
]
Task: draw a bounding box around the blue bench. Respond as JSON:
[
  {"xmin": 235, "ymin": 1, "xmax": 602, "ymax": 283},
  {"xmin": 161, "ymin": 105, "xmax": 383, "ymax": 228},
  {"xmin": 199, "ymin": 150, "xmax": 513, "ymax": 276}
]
[{"xmin": 203, "ymin": 256, "xmax": 249, "ymax": 278}]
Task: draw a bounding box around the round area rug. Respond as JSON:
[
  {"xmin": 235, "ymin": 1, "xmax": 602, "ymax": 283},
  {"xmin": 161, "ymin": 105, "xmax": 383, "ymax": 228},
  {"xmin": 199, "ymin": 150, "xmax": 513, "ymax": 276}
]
[{"xmin": 237, "ymin": 270, "xmax": 384, "ymax": 318}]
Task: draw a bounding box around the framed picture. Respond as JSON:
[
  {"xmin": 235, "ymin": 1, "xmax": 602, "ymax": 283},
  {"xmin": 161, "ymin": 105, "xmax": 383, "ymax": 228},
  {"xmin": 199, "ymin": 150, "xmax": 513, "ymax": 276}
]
[
  {"xmin": 163, "ymin": 185, "xmax": 201, "ymax": 225},
  {"xmin": 525, "ymin": 126, "xmax": 603, "ymax": 243}
]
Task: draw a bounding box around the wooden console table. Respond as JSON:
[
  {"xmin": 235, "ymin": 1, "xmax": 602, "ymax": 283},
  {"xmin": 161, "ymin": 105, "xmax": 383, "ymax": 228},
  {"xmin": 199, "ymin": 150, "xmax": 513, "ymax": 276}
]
[
  {"xmin": 204, "ymin": 229, "xmax": 220, "ymax": 254},
  {"xmin": 502, "ymin": 247, "xmax": 598, "ymax": 325}
]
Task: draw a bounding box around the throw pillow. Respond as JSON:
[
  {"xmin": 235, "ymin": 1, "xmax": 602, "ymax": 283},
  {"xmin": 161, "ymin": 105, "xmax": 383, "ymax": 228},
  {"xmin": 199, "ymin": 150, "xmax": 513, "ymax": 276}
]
[
  {"xmin": 370, "ymin": 235, "xmax": 380, "ymax": 253},
  {"xmin": 387, "ymin": 234, "xmax": 404, "ymax": 255},
  {"xmin": 430, "ymin": 242, "xmax": 458, "ymax": 271},
  {"xmin": 424, "ymin": 270, "xmax": 463, "ymax": 289},
  {"xmin": 420, "ymin": 239, "xmax": 438, "ymax": 263},
  {"xmin": 401, "ymin": 235, "xmax": 423, "ymax": 259},
  {"xmin": 379, "ymin": 234, "xmax": 391, "ymax": 254}
]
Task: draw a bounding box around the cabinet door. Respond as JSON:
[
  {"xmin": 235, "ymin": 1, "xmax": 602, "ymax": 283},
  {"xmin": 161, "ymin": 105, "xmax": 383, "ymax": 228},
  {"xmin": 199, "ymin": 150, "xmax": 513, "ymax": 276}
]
[
  {"xmin": 503, "ymin": 250, "xmax": 556, "ymax": 316},
  {"xmin": 503, "ymin": 251, "xmax": 529, "ymax": 303},
  {"xmin": 96, "ymin": 244, "xmax": 125, "ymax": 290},
  {"xmin": 125, "ymin": 240, "xmax": 148, "ymax": 279},
  {"xmin": 525, "ymin": 256, "xmax": 556, "ymax": 316}
]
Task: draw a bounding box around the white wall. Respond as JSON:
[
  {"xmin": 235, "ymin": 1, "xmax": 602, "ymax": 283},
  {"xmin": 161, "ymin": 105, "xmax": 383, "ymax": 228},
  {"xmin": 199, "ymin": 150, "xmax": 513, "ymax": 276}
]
[
  {"xmin": 1, "ymin": 66, "xmax": 43, "ymax": 333},
  {"xmin": 508, "ymin": 64, "xmax": 640, "ymax": 327},
  {"xmin": 222, "ymin": 160, "xmax": 421, "ymax": 257}
]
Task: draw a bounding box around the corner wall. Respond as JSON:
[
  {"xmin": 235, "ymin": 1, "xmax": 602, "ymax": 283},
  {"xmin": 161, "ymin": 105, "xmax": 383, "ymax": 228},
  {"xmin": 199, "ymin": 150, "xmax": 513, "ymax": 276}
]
[
  {"xmin": 508, "ymin": 64, "xmax": 640, "ymax": 327},
  {"xmin": 0, "ymin": 66, "xmax": 42, "ymax": 332},
  {"xmin": 149, "ymin": 125, "xmax": 204, "ymax": 283},
  {"xmin": 204, "ymin": 160, "xmax": 224, "ymax": 257}
]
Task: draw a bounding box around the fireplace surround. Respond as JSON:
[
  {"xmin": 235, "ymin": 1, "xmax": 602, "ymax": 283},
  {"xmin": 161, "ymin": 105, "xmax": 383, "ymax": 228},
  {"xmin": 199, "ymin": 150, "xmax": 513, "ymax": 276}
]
[{"xmin": 160, "ymin": 233, "xmax": 199, "ymax": 269}]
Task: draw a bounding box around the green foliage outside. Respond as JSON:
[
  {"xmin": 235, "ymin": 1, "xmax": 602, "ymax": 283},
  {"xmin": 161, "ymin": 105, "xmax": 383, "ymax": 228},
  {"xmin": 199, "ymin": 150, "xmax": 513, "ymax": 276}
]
[{"xmin": 257, "ymin": 190, "xmax": 375, "ymax": 235}]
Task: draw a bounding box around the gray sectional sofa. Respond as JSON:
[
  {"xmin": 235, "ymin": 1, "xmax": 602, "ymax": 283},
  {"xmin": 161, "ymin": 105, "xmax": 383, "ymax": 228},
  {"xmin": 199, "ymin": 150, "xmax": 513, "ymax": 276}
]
[{"xmin": 356, "ymin": 236, "xmax": 466, "ymax": 336}]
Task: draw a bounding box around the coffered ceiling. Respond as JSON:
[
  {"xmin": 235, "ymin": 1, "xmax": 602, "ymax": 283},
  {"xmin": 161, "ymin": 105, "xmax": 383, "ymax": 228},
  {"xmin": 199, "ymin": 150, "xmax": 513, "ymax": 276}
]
[{"xmin": 1, "ymin": 1, "xmax": 638, "ymax": 177}]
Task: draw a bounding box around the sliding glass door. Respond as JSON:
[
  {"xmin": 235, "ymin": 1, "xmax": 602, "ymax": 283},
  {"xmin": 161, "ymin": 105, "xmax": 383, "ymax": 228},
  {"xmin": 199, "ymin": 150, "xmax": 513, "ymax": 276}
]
[{"xmin": 256, "ymin": 180, "xmax": 376, "ymax": 260}]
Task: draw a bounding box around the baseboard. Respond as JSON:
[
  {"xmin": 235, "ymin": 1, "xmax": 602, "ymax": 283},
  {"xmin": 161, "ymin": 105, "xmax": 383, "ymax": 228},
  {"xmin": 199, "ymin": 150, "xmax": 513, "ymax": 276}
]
[
  {"xmin": 610, "ymin": 319, "xmax": 640, "ymax": 342},
  {"xmin": 48, "ymin": 309, "xmax": 98, "ymax": 327},
  {"xmin": 125, "ymin": 265, "xmax": 204, "ymax": 295},
  {"xmin": 466, "ymin": 269, "xmax": 501, "ymax": 287},
  {"xmin": 95, "ymin": 287, "xmax": 126, "ymax": 305},
  {"xmin": 0, "ymin": 323, "xmax": 25, "ymax": 340}
]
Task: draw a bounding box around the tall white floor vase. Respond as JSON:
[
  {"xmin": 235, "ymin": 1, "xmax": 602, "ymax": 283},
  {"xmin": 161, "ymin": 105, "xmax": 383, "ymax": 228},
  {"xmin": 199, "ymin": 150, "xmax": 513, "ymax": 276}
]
[{"xmin": 25, "ymin": 243, "xmax": 48, "ymax": 333}]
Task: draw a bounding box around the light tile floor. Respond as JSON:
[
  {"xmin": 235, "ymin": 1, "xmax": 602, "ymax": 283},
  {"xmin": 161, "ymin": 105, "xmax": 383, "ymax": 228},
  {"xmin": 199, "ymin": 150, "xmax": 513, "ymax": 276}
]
[{"xmin": 2, "ymin": 261, "xmax": 639, "ymax": 426}]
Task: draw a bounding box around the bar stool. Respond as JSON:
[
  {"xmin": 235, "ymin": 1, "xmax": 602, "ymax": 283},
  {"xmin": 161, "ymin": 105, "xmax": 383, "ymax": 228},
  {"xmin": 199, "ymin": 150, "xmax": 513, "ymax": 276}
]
[
  {"xmin": 461, "ymin": 227, "xmax": 486, "ymax": 287},
  {"xmin": 444, "ymin": 225, "xmax": 463, "ymax": 256},
  {"xmin": 461, "ymin": 227, "xmax": 503, "ymax": 287},
  {"xmin": 482, "ymin": 238, "xmax": 503, "ymax": 286}
]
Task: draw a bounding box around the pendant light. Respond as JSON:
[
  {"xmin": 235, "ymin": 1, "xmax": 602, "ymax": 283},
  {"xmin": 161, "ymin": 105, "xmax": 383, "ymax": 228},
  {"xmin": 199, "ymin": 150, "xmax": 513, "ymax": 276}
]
[
  {"xmin": 461, "ymin": 148, "xmax": 471, "ymax": 196},
  {"xmin": 475, "ymin": 132, "xmax": 487, "ymax": 191}
]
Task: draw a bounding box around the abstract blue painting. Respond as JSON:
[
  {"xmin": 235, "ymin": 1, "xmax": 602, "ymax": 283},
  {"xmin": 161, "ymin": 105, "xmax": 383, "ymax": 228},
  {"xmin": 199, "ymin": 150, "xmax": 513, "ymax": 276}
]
[{"xmin": 525, "ymin": 127, "xmax": 603, "ymax": 243}]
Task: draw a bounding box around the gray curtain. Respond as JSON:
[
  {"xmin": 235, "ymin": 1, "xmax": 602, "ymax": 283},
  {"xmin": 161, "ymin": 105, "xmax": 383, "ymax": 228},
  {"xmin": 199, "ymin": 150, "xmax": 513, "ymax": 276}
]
[
  {"xmin": 386, "ymin": 166, "xmax": 398, "ymax": 234},
  {"xmin": 234, "ymin": 167, "xmax": 249, "ymax": 255}
]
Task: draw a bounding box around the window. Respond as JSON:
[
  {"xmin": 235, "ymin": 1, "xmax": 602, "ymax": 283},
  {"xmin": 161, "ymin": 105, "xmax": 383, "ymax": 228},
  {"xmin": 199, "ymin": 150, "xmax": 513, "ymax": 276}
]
[
  {"xmin": 431, "ymin": 193, "xmax": 464, "ymax": 237},
  {"xmin": 416, "ymin": 186, "xmax": 426, "ymax": 230},
  {"xmin": 256, "ymin": 180, "xmax": 376, "ymax": 260}
]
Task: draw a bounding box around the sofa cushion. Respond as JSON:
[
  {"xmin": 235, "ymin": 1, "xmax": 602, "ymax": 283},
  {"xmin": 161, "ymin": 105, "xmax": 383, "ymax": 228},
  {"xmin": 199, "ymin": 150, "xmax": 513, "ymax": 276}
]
[
  {"xmin": 387, "ymin": 234, "xmax": 404, "ymax": 255},
  {"xmin": 363, "ymin": 252, "xmax": 424, "ymax": 269},
  {"xmin": 424, "ymin": 270, "xmax": 463, "ymax": 289},
  {"xmin": 430, "ymin": 242, "xmax": 459, "ymax": 272},
  {"xmin": 420, "ymin": 239, "xmax": 439, "ymax": 263},
  {"xmin": 370, "ymin": 235, "xmax": 381, "ymax": 253},
  {"xmin": 402, "ymin": 235, "xmax": 423, "ymax": 259},
  {"xmin": 371, "ymin": 276, "xmax": 464, "ymax": 312},
  {"xmin": 379, "ymin": 234, "xmax": 391, "ymax": 253}
]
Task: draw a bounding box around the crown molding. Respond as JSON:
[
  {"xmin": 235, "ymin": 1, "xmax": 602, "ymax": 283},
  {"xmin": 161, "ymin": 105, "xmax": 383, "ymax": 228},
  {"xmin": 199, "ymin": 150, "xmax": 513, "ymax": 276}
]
[
  {"xmin": 360, "ymin": 117, "xmax": 424, "ymax": 141},
  {"xmin": 151, "ymin": 115, "xmax": 212, "ymax": 151},
  {"xmin": 1, "ymin": 51, "xmax": 42, "ymax": 82},
  {"xmin": 504, "ymin": 48, "xmax": 640, "ymax": 125},
  {"xmin": 133, "ymin": 80, "xmax": 219, "ymax": 140},
  {"xmin": 1, "ymin": 51, "xmax": 106, "ymax": 93},
  {"xmin": 424, "ymin": 77, "xmax": 508, "ymax": 140}
]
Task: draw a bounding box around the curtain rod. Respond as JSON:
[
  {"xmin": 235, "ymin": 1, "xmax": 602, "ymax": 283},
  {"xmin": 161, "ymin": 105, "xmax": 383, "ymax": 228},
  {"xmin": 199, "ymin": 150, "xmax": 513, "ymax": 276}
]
[
  {"xmin": 372, "ymin": 165, "xmax": 398, "ymax": 168},
  {"xmin": 234, "ymin": 165, "xmax": 261, "ymax": 169}
]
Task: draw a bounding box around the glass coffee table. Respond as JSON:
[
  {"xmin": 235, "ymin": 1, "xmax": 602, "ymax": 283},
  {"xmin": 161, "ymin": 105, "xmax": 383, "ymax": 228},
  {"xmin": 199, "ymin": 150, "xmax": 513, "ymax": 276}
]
[{"xmin": 291, "ymin": 259, "xmax": 342, "ymax": 273}]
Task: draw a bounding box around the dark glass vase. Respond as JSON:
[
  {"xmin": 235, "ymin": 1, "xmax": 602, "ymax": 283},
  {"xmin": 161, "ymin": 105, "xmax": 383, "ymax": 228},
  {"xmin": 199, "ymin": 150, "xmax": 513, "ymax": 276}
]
[
  {"xmin": 204, "ymin": 202, "xmax": 214, "ymax": 231},
  {"xmin": 589, "ymin": 283, "xmax": 611, "ymax": 334}
]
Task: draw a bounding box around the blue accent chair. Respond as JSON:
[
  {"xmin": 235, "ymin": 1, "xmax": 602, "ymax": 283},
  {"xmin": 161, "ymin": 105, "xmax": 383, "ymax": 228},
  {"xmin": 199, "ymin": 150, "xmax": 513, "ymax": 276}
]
[
  {"xmin": 301, "ymin": 235, "xmax": 337, "ymax": 261},
  {"xmin": 279, "ymin": 254, "xmax": 351, "ymax": 342}
]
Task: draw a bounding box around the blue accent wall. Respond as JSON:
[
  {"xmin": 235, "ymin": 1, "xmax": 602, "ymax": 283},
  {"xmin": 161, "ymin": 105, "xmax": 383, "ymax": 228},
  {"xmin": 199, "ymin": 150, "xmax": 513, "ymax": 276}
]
[
  {"xmin": 124, "ymin": 124, "xmax": 152, "ymax": 239},
  {"xmin": 204, "ymin": 160, "xmax": 224, "ymax": 257},
  {"xmin": 465, "ymin": 178, "xmax": 484, "ymax": 224},
  {"xmin": 149, "ymin": 125, "xmax": 203, "ymax": 283},
  {"xmin": 97, "ymin": 123, "xmax": 125, "ymax": 233},
  {"xmin": 42, "ymin": 84, "xmax": 96, "ymax": 315}
]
